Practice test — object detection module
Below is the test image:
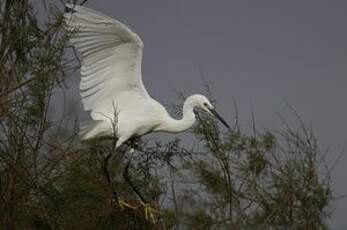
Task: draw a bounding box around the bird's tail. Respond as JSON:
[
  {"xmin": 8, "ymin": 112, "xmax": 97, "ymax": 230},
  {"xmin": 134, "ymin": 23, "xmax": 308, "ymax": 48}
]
[{"xmin": 79, "ymin": 120, "xmax": 110, "ymax": 141}]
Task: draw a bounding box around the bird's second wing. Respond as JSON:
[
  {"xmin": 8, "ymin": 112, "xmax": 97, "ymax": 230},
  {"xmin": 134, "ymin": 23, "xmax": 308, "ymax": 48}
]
[{"xmin": 64, "ymin": 4, "xmax": 149, "ymax": 118}]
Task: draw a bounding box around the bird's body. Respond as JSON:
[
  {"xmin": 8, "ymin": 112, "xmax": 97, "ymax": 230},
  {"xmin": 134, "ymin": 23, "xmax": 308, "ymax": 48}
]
[
  {"xmin": 64, "ymin": 4, "xmax": 229, "ymax": 148},
  {"xmin": 79, "ymin": 94, "xmax": 202, "ymax": 148}
]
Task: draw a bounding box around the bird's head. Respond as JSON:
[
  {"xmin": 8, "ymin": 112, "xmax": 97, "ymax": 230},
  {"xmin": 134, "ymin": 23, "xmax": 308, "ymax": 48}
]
[{"xmin": 188, "ymin": 94, "xmax": 230, "ymax": 129}]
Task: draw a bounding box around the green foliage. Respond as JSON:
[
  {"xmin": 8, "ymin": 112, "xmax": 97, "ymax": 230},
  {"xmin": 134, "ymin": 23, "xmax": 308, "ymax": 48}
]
[
  {"xmin": 173, "ymin": 110, "xmax": 332, "ymax": 229},
  {"xmin": 0, "ymin": 0, "xmax": 71, "ymax": 229},
  {"xmin": 186, "ymin": 209, "xmax": 214, "ymax": 230}
]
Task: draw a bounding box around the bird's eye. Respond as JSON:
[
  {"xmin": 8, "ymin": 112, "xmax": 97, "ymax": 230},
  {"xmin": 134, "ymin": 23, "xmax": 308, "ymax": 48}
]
[{"xmin": 203, "ymin": 102, "xmax": 208, "ymax": 106}]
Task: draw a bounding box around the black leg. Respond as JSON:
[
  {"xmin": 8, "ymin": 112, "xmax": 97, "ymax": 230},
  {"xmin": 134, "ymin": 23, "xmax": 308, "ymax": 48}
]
[
  {"xmin": 104, "ymin": 153, "xmax": 146, "ymax": 204},
  {"xmin": 123, "ymin": 160, "xmax": 147, "ymax": 203},
  {"xmin": 103, "ymin": 152, "xmax": 113, "ymax": 184}
]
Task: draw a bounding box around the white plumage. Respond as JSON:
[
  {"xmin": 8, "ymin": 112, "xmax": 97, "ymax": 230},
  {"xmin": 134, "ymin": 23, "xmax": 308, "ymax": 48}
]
[{"xmin": 64, "ymin": 4, "xmax": 230, "ymax": 149}]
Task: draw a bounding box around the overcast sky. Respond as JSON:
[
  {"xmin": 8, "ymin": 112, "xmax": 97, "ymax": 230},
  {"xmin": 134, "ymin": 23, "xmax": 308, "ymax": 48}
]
[{"xmin": 61, "ymin": 0, "xmax": 347, "ymax": 228}]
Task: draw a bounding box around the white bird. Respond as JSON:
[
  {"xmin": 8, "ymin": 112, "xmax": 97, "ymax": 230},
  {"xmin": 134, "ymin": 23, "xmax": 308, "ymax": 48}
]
[{"xmin": 64, "ymin": 4, "xmax": 230, "ymax": 149}]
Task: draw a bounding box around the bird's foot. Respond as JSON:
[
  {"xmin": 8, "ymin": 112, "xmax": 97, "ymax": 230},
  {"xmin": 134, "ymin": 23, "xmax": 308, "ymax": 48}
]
[
  {"xmin": 112, "ymin": 196, "xmax": 137, "ymax": 210},
  {"xmin": 141, "ymin": 202, "xmax": 157, "ymax": 223}
]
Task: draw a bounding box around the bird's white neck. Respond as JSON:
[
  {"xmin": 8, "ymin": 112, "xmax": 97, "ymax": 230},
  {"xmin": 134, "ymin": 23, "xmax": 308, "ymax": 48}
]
[{"xmin": 159, "ymin": 97, "xmax": 197, "ymax": 133}]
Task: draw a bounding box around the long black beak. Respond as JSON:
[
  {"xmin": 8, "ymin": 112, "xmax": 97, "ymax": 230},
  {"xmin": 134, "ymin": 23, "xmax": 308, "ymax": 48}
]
[{"xmin": 209, "ymin": 108, "xmax": 230, "ymax": 129}]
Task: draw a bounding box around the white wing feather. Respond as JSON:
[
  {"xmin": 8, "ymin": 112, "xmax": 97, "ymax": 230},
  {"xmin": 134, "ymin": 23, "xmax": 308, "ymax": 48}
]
[{"xmin": 64, "ymin": 4, "xmax": 149, "ymax": 120}]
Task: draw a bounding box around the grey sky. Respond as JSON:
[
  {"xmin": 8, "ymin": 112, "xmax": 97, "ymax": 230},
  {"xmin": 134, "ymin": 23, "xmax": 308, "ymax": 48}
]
[{"xmin": 65, "ymin": 0, "xmax": 347, "ymax": 228}]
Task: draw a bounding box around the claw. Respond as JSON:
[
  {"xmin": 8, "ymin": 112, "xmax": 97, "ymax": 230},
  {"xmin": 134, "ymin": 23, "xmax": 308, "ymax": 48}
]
[
  {"xmin": 141, "ymin": 202, "xmax": 157, "ymax": 223},
  {"xmin": 113, "ymin": 196, "xmax": 137, "ymax": 210}
]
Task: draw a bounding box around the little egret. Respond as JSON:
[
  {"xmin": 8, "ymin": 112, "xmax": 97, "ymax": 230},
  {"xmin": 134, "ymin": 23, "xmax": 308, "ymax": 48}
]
[
  {"xmin": 64, "ymin": 4, "xmax": 229, "ymax": 146},
  {"xmin": 64, "ymin": 3, "xmax": 230, "ymax": 217}
]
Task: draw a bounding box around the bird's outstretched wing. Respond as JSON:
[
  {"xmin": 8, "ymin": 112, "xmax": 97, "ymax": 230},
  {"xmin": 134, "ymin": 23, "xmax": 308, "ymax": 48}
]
[{"xmin": 64, "ymin": 4, "xmax": 149, "ymax": 119}]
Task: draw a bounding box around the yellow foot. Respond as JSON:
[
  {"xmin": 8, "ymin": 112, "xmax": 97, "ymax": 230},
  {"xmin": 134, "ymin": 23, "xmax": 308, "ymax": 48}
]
[
  {"xmin": 141, "ymin": 202, "xmax": 158, "ymax": 223},
  {"xmin": 113, "ymin": 196, "xmax": 137, "ymax": 210}
]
